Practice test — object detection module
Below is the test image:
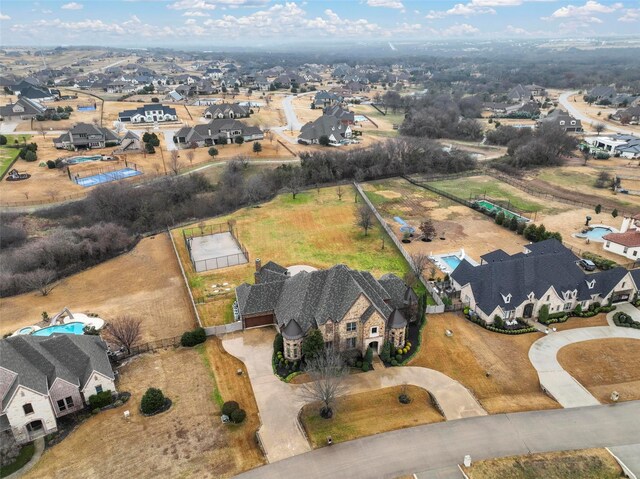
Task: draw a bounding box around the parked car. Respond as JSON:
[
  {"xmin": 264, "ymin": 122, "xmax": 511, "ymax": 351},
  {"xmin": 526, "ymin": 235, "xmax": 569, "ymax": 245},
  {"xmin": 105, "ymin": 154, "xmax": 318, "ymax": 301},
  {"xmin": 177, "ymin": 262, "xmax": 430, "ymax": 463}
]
[{"xmin": 579, "ymin": 259, "xmax": 596, "ymax": 271}]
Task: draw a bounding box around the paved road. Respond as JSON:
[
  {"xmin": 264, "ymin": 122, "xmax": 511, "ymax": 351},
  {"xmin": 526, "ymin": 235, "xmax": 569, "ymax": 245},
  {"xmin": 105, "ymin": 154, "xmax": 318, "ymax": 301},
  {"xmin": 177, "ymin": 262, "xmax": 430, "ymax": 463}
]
[
  {"xmin": 528, "ymin": 323, "xmax": 640, "ymax": 408},
  {"xmin": 223, "ymin": 328, "xmax": 486, "ymax": 463},
  {"xmin": 235, "ymin": 401, "xmax": 640, "ymax": 479},
  {"xmin": 558, "ymin": 91, "xmax": 636, "ymax": 135}
]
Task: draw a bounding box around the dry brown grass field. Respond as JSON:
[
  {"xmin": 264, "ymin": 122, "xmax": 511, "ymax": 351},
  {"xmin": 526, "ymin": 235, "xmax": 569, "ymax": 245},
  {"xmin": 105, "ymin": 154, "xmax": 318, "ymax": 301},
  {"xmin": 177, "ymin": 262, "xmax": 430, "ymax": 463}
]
[
  {"xmin": 465, "ymin": 448, "xmax": 624, "ymax": 479},
  {"xmin": 300, "ymin": 386, "xmax": 444, "ymax": 448},
  {"xmin": 24, "ymin": 343, "xmax": 263, "ymax": 479},
  {"xmin": 558, "ymin": 338, "xmax": 640, "ymax": 403},
  {"xmin": 410, "ymin": 313, "xmax": 560, "ymax": 414},
  {"xmin": 0, "ymin": 234, "xmax": 195, "ymax": 342}
]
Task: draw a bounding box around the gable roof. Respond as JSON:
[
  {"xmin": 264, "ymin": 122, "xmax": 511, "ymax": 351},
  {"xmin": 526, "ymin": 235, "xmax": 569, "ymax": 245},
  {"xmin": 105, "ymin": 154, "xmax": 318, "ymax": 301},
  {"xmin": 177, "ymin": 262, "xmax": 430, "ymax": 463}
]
[
  {"xmin": 118, "ymin": 104, "xmax": 177, "ymax": 119},
  {"xmin": 1, "ymin": 334, "xmax": 114, "ymax": 410},
  {"xmin": 299, "ymin": 116, "xmax": 350, "ymax": 142}
]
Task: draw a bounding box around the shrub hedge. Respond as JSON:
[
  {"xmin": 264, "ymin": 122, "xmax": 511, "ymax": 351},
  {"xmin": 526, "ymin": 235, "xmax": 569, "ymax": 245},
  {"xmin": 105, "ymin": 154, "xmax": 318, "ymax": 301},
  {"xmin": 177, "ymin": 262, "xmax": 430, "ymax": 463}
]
[
  {"xmin": 181, "ymin": 327, "xmax": 206, "ymax": 347},
  {"xmin": 613, "ymin": 311, "xmax": 640, "ymax": 329},
  {"xmin": 88, "ymin": 390, "xmax": 113, "ymax": 409}
]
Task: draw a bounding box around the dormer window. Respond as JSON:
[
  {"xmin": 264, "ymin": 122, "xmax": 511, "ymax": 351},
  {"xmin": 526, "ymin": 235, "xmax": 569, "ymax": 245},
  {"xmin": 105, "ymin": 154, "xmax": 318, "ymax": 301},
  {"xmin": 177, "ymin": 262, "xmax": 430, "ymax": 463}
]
[
  {"xmin": 501, "ymin": 293, "xmax": 512, "ymax": 304},
  {"xmin": 528, "ymin": 292, "xmax": 535, "ymax": 300},
  {"xmin": 587, "ymin": 279, "xmax": 596, "ymax": 289}
]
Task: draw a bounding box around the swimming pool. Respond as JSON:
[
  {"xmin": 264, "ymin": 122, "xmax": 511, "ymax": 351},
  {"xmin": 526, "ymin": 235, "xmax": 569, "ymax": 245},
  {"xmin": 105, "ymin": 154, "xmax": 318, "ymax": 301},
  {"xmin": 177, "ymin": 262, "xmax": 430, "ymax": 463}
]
[
  {"xmin": 354, "ymin": 115, "xmax": 368, "ymax": 122},
  {"xmin": 66, "ymin": 155, "xmax": 102, "ymax": 165},
  {"xmin": 31, "ymin": 322, "xmax": 86, "ymax": 336},
  {"xmin": 18, "ymin": 327, "xmax": 35, "ymax": 335},
  {"xmin": 441, "ymin": 255, "xmax": 462, "ymax": 271},
  {"xmin": 575, "ymin": 226, "xmax": 614, "ymax": 242}
]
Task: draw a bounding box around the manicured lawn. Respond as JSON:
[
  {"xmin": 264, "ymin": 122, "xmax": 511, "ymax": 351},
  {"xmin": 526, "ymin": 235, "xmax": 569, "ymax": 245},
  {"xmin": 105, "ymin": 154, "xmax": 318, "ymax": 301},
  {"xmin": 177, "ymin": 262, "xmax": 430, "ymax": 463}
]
[
  {"xmin": 428, "ymin": 175, "xmax": 546, "ymax": 213},
  {"xmin": 0, "ymin": 442, "xmax": 35, "ymax": 478},
  {"xmin": 537, "ymin": 168, "xmax": 596, "ymax": 190},
  {"xmin": 172, "ymin": 185, "xmax": 415, "ymax": 326},
  {"xmin": 300, "ymin": 386, "xmax": 443, "ymax": 448},
  {"xmin": 0, "ymin": 143, "xmax": 23, "ymax": 177},
  {"xmin": 465, "ymin": 448, "xmax": 624, "ymax": 479}
]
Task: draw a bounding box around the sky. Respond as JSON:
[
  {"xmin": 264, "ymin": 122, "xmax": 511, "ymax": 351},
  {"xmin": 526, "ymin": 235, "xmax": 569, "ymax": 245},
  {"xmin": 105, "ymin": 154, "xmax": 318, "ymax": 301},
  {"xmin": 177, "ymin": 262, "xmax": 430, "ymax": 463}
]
[{"xmin": 0, "ymin": 0, "xmax": 638, "ymax": 47}]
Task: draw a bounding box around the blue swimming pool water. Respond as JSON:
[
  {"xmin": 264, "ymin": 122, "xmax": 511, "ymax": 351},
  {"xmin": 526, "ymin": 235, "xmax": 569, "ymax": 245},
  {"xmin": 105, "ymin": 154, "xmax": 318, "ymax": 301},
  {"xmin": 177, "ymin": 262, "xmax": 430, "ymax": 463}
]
[
  {"xmin": 354, "ymin": 115, "xmax": 368, "ymax": 122},
  {"xmin": 66, "ymin": 155, "xmax": 102, "ymax": 164},
  {"xmin": 579, "ymin": 226, "xmax": 613, "ymax": 241},
  {"xmin": 441, "ymin": 255, "xmax": 462, "ymax": 271},
  {"xmin": 18, "ymin": 327, "xmax": 34, "ymax": 335},
  {"xmin": 75, "ymin": 167, "xmax": 143, "ymax": 187},
  {"xmin": 31, "ymin": 322, "xmax": 85, "ymax": 336}
]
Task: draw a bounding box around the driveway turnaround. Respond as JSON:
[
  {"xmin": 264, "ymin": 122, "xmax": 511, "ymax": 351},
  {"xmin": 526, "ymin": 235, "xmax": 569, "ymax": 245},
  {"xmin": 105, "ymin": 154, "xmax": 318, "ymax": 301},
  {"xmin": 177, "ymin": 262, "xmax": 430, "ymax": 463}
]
[
  {"xmin": 222, "ymin": 328, "xmax": 486, "ymax": 463},
  {"xmin": 234, "ymin": 401, "xmax": 640, "ymax": 479},
  {"xmin": 528, "ymin": 325, "xmax": 640, "ymax": 408}
]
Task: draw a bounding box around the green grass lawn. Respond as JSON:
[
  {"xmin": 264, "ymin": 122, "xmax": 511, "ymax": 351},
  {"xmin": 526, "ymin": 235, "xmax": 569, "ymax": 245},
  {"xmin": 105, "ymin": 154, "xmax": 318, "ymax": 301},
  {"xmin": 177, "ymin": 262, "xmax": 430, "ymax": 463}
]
[
  {"xmin": 1, "ymin": 134, "xmax": 33, "ymax": 177},
  {"xmin": 0, "ymin": 442, "xmax": 35, "ymax": 478},
  {"xmin": 537, "ymin": 168, "xmax": 597, "ymax": 190},
  {"xmin": 428, "ymin": 176, "xmax": 547, "ymax": 213}
]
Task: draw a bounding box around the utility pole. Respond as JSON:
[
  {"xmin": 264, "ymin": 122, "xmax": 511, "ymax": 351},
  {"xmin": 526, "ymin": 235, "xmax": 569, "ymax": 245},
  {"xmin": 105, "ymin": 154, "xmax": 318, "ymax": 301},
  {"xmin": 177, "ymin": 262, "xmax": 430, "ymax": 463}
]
[{"xmin": 159, "ymin": 144, "xmax": 167, "ymax": 175}]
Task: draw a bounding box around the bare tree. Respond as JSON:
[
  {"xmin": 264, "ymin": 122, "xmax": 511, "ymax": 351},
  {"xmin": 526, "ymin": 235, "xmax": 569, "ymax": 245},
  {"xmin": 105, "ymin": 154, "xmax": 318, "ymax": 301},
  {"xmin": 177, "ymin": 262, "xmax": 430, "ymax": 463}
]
[
  {"xmin": 337, "ymin": 185, "xmax": 344, "ymax": 201},
  {"xmin": 45, "ymin": 189, "xmax": 58, "ymax": 202},
  {"xmin": 581, "ymin": 147, "xmax": 591, "ymax": 166},
  {"xmin": 410, "ymin": 252, "xmax": 430, "ymax": 280},
  {"xmin": 23, "ymin": 191, "xmax": 30, "ymax": 200},
  {"xmin": 299, "ymin": 347, "xmax": 349, "ymax": 419},
  {"xmin": 104, "ymin": 315, "xmax": 142, "ymax": 355},
  {"xmin": 22, "ymin": 269, "xmax": 58, "ymax": 296},
  {"xmin": 419, "ymin": 219, "xmax": 436, "ymax": 240},
  {"xmin": 594, "ymin": 123, "xmax": 606, "ymax": 135},
  {"xmin": 186, "ymin": 150, "xmax": 195, "ymax": 167},
  {"xmin": 169, "ymin": 150, "xmax": 182, "ymax": 175},
  {"xmin": 355, "ymin": 204, "xmax": 374, "ymax": 236},
  {"xmin": 288, "ymin": 171, "xmax": 302, "ymax": 199}
]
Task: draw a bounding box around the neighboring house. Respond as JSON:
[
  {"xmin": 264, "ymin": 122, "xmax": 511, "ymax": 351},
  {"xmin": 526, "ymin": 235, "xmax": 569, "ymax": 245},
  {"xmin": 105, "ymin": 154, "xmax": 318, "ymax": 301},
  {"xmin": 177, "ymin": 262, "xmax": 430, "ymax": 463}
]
[
  {"xmin": 165, "ymin": 90, "xmax": 183, "ymax": 102},
  {"xmin": 537, "ymin": 109, "xmax": 583, "ymax": 132},
  {"xmin": 323, "ymin": 105, "xmax": 355, "ymax": 125},
  {"xmin": 113, "ymin": 130, "xmax": 143, "ymax": 153},
  {"xmin": 507, "ymin": 84, "xmax": 545, "ymax": 102},
  {"xmin": 173, "ymin": 119, "xmax": 263, "ymax": 147},
  {"xmin": 298, "ymin": 116, "xmax": 352, "ymax": 145},
  {"xmin": 53, "ymin": 123, "xmax": 121, "ymax": 150},
  {"xmin": 585, "ymin": 134, "xmax": 640, "ymax": 159},
  {"xmin": 203, "ymin": 103, "xmax": 250, "ymax": 120},
  {"xmin": 105, "ymin": 82, "xmax": 136, "ymax": 94},
  {"xmin": 16, "ymin": 84, "xmax": 59, "ymax": 102},
  {"xmin": 0, "ymin": 334, "xmax": 116, "ymax": 445},
  {"xmin": 587, "ymin": 86, "xmax": 616, "ymax": 101},
  {"xmin": 0, "ymin": 97, "xmax": 50, "ymax": 120},
  {"xmin": 235, "ymin": 261, "xmax": 418, "ymax": 360},
  {"xmin": 118, "ymin": 104, "xmax": 178, "ymax": 123},
  {"xmin": 311, "ymin": 91, "xmax": 343, "ymax": 109},
  {"xmin": 603, "ymin": 214, "xmax": 640, "ymax": 260},
  {"xmin": 612, "ymin": 106, "xmax": 640, "ymax": 125},
  {"xmin": 451, "ymin": 239, "xmax": 640, "ymax": 324}
]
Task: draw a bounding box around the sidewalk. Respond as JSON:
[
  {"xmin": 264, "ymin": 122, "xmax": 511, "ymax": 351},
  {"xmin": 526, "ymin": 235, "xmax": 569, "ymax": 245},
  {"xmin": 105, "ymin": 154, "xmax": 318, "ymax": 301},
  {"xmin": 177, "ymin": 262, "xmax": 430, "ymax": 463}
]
[{"xmin": 5, "ymin": 436, "xmax": 44, "ymax": 479}]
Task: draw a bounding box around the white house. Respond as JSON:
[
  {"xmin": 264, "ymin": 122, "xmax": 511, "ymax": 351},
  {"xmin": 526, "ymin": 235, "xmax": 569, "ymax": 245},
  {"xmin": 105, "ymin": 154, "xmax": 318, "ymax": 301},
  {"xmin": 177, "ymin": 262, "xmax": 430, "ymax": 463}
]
[
  {"xmin": 118, "ymin": 104, "xmax": 178, "ymax": 123},
  {"xmin": 0, "ymin": 335, "xmax": 116, "ymax": 444},
  {"xmin": 451, "ymin": 239, "xmax": 640, "ymax": 323},
  {"xmin": 603, "ymin": 214, "xmax": 640, "ymax": 260}
]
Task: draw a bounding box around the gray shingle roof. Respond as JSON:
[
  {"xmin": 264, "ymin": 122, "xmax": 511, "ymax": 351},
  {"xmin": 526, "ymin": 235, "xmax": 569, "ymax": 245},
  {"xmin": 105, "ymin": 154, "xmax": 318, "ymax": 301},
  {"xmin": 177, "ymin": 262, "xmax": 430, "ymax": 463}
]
[
  {"xmin": 1, "ymin": 334, "xmax": 114, "ymax": 410},
  {"xmin": 118, "ymin": 104, "xmax": 177, "ymax": 119}
]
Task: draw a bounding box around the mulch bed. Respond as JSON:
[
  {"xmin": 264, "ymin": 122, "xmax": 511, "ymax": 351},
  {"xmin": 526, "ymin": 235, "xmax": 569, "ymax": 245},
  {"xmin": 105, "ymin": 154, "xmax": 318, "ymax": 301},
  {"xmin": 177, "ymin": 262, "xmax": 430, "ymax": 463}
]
[{"xmin": 140, "ymin": 398, "xmax": 172, "ymax": 417}]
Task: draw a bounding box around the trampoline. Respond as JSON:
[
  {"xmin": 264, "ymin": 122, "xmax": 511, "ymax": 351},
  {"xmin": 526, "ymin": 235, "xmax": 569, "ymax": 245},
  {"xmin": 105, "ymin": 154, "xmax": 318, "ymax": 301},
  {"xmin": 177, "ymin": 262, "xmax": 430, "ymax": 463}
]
[{"xmin": 75, "ymin": 167, "xmax": 143, "ymax": 187}]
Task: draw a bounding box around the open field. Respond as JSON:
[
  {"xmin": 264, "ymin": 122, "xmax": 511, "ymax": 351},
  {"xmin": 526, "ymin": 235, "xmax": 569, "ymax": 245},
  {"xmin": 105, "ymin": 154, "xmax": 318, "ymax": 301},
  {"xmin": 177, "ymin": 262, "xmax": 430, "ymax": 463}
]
[
  {"xmin": 0, "ymin": 134, "xmax": 30, "ymax": 177},
  {"xmin": 25, "ymin": 345, "xmax": 263, "ymax": 479},
  {"xmin": 351, "ymin": 104, "xmax": 405, "ymax": 132},
  {"xmin": 171, "ymin": 185, "xmax": 414, "ymax": 326},
  {"xmin": 410, "ymin": 313, "xmax": 559, "ymax": 414},
  {"xmin": 362, "ymin": 177, "xmax": 530, "ymax": 265},
  {"xmin": 465, "ymin": 448, "xmax": 624, "ymax": 479},
  {"xmin": 0, "ymin": 234, "xmax": 196, "ymax": 342},
  {"xmin": 558, "ymin": 338, "xmax": 640, "ymax": 403},
  {"xmin": 300, "ymin": 386, "xmax": 443, "ymax": 448}
]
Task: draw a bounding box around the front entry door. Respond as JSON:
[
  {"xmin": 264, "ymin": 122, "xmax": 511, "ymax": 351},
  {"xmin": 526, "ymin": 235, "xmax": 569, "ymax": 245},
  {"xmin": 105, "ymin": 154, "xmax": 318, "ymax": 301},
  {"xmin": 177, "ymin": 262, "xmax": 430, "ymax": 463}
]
[{"xmin": 523, "ymin": 303, "xmax": 534, "ymax": 319}]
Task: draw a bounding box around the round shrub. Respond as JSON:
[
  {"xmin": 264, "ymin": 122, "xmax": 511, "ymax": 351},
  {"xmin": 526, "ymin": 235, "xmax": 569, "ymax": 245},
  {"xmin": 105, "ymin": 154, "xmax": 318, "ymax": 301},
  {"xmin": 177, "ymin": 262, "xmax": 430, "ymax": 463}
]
[
  {"xmin": 395, "ymin": 354, "xmax": 402, "ymax": 362},
  {"xmin": 391, "ymin": 359, "xmax": 398, "ymax": 366},
  {"xmin": 230, "ymin": 408, "xmax": 246, "ymax": 424},
  {"xmin": 406, "ymin": 342, "xmax": 412, "ymax": 348},
  {"xmin": 222, "ymin": 401, "xmax": 239, "ymax": 416},
  {"xmin": 140, "ymin": 388, "xmax": 165, "ymax": 415},
  {"xmin": 92, "ymin": 408, "xmax": 100, "ymax": 415},
  {"xmin": 397, "ymin": 348, "xmax": 403, "ymax": 355},
  {"xmin": 356, "ymin": 360, "xmax": 363, "ymax": 368},
  {"xmin": 361, "ymin": 362, "xmax": 370, "ymax": 372},
  {"xmin": 398, "ymin": 394, "xmax": 411, "ymax": 404},
  {"xmin": 402, "ymin": 347, "xmax": 408, "ymax": 354}
]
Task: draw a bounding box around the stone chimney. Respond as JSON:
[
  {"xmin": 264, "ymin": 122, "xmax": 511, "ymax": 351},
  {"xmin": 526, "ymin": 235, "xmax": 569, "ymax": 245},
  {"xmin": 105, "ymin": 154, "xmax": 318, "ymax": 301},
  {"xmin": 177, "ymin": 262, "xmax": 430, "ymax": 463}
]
[{"xmin": 254, "ymin": 258, "xmax": 262, "ymax": 284}]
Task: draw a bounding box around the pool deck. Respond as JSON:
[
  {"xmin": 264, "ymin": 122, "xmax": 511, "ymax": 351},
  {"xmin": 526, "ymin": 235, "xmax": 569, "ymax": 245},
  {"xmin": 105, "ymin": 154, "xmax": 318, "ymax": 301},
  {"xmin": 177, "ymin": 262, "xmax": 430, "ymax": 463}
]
[
  {"xmin": 430, "ymin": 250, "xmax": 478, "ymax": 274},
  {"xmin": 572, "ymin": 223, "xmax": 618, "ymax": 243}
]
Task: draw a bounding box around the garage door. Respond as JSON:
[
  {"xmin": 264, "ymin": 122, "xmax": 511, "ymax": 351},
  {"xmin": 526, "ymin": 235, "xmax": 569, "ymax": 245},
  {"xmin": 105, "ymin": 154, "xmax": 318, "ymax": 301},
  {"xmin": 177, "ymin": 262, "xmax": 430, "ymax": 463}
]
[{"xmin": 244, "ymin": 314, "xmax": 274, "ymax": 329}]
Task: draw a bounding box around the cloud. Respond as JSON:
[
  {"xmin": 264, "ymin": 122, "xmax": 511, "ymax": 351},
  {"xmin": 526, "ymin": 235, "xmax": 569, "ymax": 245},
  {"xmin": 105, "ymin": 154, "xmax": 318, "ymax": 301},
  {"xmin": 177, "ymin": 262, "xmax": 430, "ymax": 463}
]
[
  {"xmin": 168, "ymin": 0, "xmax": 269, "ymax": 9},
  {"xmin": 550, "ymin": 1, "xmax": 623, "ymax": 19},
  {"xmin": 183, "ymin": 10, "xmax": 210, "ymax": 16},
  {"xmin": 427, "ymin": 0, "xmax": 556, "ymax": 19},
  {"xmin": 366, "ymin": 0, "xmax": 404, "ymax": 9},
  {"xmin": 0, "ymin": 12, "xmax": 10, "ymax": 20},
  {"xmin": 61, "ymin": 2, "xmax": 84, "ymax": 10},
  {"xmin": 618, "ymin": 8, "xmax": 639, "ymax": 22},
  {"xmin": 441, "ymin": 23, "xmax": 480, "ymax": 35}
]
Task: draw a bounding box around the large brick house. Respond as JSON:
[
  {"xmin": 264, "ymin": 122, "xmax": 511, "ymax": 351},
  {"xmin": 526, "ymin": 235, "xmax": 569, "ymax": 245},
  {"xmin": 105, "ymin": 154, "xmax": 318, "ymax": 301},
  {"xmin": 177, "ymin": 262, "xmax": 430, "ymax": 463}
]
[
  {"xmin": 0, "ymin": 334, "xmax": 116, "ymax": 445},
  {"xmin": 235, "ymin": 260, "xmax": 418, "ymax": 360},
  {"xmin": 451, "ymin": 239, "xmax": 640, "ymax": 323},
  {"xmin": 173, "ymin": 119, "xmax": 263, "ymax": 147},
  {"xmin": 53, "ymin": 123, "xmax": 121, "ymax": 150}
]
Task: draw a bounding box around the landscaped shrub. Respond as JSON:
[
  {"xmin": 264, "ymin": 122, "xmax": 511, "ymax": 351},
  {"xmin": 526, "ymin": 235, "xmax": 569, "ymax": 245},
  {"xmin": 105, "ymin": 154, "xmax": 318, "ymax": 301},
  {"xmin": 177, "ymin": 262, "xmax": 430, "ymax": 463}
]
[
  {"xmin": 391, "ymin": 359, "xmax": 398, "ymax": 366},
  {"xmin": 140, "ymin": 388, "xmax": 166, "ymax": 415},
  {"xmin": 180, "ymin": 327, "xmax": 206, "ymax": 347},
  {"xmin": 613, "ymin": 311, "xmax": 640, "ymax": 328},
  {"xmin": 356, "ymin": 360, "xmax": 363, "ymax": 368},
  {"xmin": 495, "ymin": 211, "xmax": 505, "ymax": 225},
  {"xmin": 273, "ymin": 333, "xmax": 283, "ymax": 353},
  {"xmin": 88, "ymin": 390, "xmax": 113, "ymax": 409},
  {"xmin": 395, "ymin": 354, "xmax": 402, "ymax": 362},
  {"xmin": 361, "ymin": 362, "xmax": 370, "ymax": 372},
  {"xmin": 230, "ymin": 408, "xmax": 246, "ymax": 424},
  {"xmin": 46, "ymin": 160, "xmax": 56, "ymax": 169},
  {"xmin": 380, "ymin": 341, "xmax": 392, "ymax": 363},
  {"xmin": 364, "ymin": 346, "xmax": 373, "ymax": 366},
  {"xmin": 222, "ymin": 401, "xmax": 239, "ymax": 416},
  {"xmin": 538, "ymin": 304, "xmax": 549, "ymax": 324},
  {"xmin": 581, "ymin": 252, "xmax": 617, "ymax": 270},
  {"xmin": 398, "ymin": 393, "xmax": 411, "ymax": 404},
  {"xmin": 493, "ymin": 316, "xmax": 504, "ymax": 329}
]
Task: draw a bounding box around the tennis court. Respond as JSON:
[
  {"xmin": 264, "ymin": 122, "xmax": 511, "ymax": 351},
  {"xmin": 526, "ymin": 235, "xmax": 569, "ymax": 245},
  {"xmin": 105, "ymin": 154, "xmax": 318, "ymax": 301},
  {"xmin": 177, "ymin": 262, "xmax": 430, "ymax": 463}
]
[{"xmin": 75, "ymin": 167, "xmax": 143, "ymax": 187}]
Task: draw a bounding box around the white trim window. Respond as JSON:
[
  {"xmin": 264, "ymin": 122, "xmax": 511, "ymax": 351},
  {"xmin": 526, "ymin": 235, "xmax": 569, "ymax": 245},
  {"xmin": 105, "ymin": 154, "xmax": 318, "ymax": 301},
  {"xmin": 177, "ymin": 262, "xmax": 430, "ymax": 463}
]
[{"xmin": 371, "ymin": 326, "xmax": 378, "ymax": 336}]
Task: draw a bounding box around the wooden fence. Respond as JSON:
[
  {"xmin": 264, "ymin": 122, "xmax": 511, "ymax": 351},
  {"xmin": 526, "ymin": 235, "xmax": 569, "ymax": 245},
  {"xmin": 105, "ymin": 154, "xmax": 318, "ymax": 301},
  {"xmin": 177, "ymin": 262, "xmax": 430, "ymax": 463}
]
[
  {"xmin": 121, "ymin": 336, "xmax": 182, "ymax": 358},
  {"xmin": 353, "ymin": 181, "xmax": 445, "ymax": 313}
]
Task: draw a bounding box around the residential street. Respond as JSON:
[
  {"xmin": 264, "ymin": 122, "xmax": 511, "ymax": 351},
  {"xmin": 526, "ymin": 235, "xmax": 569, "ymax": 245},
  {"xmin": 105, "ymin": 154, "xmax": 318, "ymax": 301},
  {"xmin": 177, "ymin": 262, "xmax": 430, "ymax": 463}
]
[
  {"xmin": 235, "ymin": 401, "xmax": 640, "ymax": 479},
  {"xmin": 558, "ymin": 91, "xmax": 636, "ymax": 135}
]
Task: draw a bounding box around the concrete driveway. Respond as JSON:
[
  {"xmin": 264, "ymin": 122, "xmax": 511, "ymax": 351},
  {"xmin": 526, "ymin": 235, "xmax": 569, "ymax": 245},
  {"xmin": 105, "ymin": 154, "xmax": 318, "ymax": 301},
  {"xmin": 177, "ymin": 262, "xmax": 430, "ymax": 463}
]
[{"xmin": 223, "ymin": 328, "xmax": 486, "ymax": 463}]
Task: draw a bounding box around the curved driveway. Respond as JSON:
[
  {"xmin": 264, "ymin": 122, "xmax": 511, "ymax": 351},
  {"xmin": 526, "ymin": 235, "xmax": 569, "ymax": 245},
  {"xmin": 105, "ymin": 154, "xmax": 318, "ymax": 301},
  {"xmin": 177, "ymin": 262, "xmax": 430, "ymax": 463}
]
[
  {"xmin": 222, "ymin": 328, "xmax": 486, "ymax": 463},
  {"xmin": 558, "ymin": 91, "xmax": 636, "ymax": 135}
]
